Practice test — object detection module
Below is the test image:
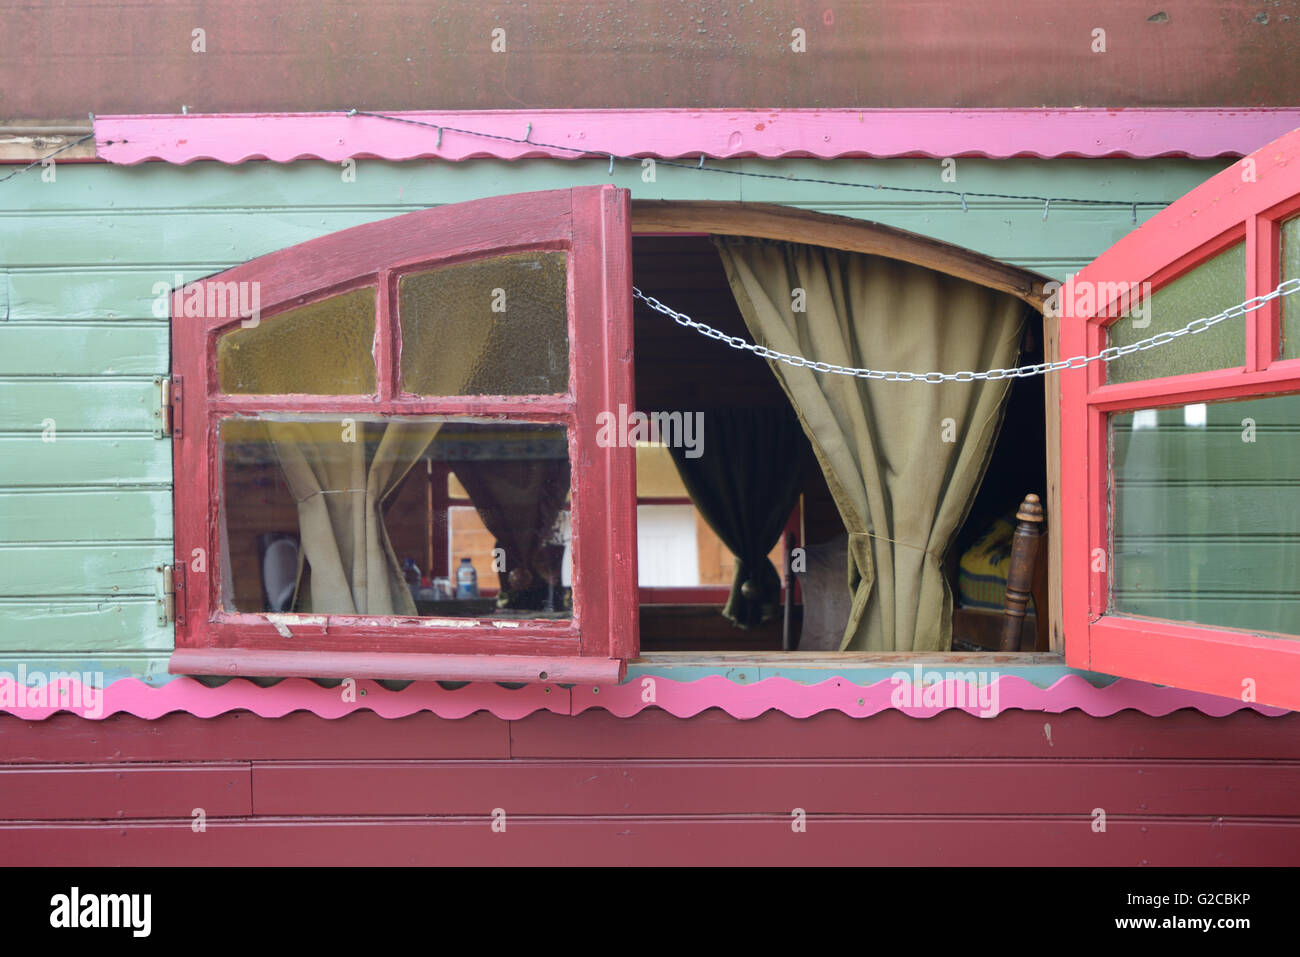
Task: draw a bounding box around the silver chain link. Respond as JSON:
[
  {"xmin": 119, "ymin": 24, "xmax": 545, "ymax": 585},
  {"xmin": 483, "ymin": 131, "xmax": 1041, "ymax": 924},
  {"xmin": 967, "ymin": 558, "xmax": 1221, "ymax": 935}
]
[{"xmin": 632, "ymin": 277, "xmax": 1300, "ymax": 383}]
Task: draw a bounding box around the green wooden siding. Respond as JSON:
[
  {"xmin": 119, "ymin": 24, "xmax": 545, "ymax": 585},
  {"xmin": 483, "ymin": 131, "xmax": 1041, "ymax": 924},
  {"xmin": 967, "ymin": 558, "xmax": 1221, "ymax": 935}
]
[
  {"xmin": 0, "ymin": 154, "xmax": 1228, "ymax": 683},
  {"xmin": 1111, "ymin": 395, "xmax": 1300, "ymax": 637}
]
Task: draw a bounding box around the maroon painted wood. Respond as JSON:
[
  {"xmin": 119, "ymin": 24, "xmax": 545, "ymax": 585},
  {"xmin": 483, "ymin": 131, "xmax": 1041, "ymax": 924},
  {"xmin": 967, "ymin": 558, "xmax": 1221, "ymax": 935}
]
[
  {"xmin": 5, "ymin": 708, "xmax": 1298, "ymax": 865},
  {"xmin": 171, "ymin": 186, "xmax": 638, "ymax": 682},
  {"xmin": 4, "ymin": 817, "xmax": 1297, "ymax": 867},
  {"xmin": 0, "ymin": 765, "xmax": 251, "ymax": 820},
  {"xmin": 249, "ymin": 759, "xmax": 1300, "ymax": 818}
]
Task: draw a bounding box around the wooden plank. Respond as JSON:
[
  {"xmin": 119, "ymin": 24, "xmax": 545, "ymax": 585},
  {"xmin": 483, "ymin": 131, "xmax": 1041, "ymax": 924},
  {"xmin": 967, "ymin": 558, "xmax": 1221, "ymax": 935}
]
[
  {"xmin": 0, "ymin": 379, "xmax": 159, "ymax": 432},
  {"xmin": 0, "ymin": 489, "xmax": 172, "ymax": 543},
  {"xmin": 0, "ymin": 599, "xmax": 170, "ymax": 652},
  {"xmin": 0, "ymin": 436, "xmax": 170, "ymax": 487},
  {"xmin": 0, "ymin": 711, "xmax": 512, "ymax": 763},
  {"xmin": 1113, "ymin": 541, "xmax": 1300, "ymax": 592},
  {"xmin": 0, "ymin": 323, "xmax": 168, "ymax": 374},
  {"xmin": 631, "ymin": 200, "xmax": 1048, "ymax": 307},
  {"xmin": 0, "ymin": 764, "xmax": 250, "ymax": 820},
  {"xmin": 252, "ymin": 758, "xmax": 1300, "ymax": 818},
  {"xmin": 2, "ymin": 708, "xmax": 1297, "ymax": 765},
  {"xmin": 5, "ymin": 270, "xmax": 201, "ymax": 321},
  {"xmin": 508, "ymin": 707, "xmax": 1300, "ymax": 760},
  {"xmin": 2, "ymin": 817, "xmax": 1296, "ymax": 867},
  {"xmin": 0, "ymin": 544, "xmax": 171, "ymax": 597}
]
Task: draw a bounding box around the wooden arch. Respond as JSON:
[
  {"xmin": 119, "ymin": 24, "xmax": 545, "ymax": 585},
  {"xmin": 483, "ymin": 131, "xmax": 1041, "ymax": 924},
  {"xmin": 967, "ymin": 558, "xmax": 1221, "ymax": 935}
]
[{"xmin": 630, "ymin": 200, "xmax": 1050, "ymax": 309}]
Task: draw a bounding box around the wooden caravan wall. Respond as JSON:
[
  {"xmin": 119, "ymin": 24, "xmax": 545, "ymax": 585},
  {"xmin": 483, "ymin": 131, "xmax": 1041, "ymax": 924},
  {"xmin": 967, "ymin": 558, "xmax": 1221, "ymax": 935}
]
[
  {"xmin": 3, "ymin": 706, "xmax": 1299, "ymax": 865},
  {"xmin": 0, "ymin": 157, "xmax": 1228, "ymax": 681}
]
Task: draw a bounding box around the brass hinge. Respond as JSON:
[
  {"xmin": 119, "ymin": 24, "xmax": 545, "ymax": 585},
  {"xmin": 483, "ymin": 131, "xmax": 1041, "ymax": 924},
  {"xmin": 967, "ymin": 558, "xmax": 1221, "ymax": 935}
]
[
  {"xmin": 153, "ymin": 376, "xmax": 182, "ymax": 439},
  {"xmin": 157, "ymin": 563, "xmax": 186, "ymax": 626}
]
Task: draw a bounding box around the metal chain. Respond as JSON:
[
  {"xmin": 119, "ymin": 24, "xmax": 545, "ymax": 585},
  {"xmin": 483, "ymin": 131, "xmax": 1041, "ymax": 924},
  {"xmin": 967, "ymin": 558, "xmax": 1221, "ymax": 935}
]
[{"xmin": 632, "ymin": 277, "xmax": 1300, "ymax": 383}]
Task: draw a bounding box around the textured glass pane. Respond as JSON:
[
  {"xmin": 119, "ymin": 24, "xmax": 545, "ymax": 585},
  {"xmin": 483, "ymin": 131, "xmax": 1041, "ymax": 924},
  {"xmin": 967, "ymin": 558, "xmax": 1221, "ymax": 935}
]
[
  {"xmin": 220, "ymin": 416, "xmax": 572, "ymax": 620},
  {"xmin": 218, "ymin": 288, "xmax": 376, "ymax": 394},
  {"xmin": 399, "ymin": 252, "xmax": 568, "ymax": 396},
  {"xmin": 1107, "ymin": 243, "xmax": 1246, "ymax": 384},
  {"xmin": 1283, "ymin": 216, "xmax": 1300, "ymax": 360},
  {"xmin": 1110, "ymin": 393, "xmax": 1300, "ymax": 636}
]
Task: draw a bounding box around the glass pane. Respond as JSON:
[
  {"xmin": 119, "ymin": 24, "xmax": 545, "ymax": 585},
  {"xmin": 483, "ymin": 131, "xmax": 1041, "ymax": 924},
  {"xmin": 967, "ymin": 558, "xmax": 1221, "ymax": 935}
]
[
  {"xmin": 217, "ymin": 288, "xmax": 376, "ymax": 394},
  {"xmin": 1282, "ymin": 215, "xmax": 1300, "ymax": 360},
  {"xmin": 220, "ymin": 415, "xmax": 572, "ymax": 620},
  {"xmin": 1110, "ymin": 393, "xmax": 1300, "ymax": 636},
  {"xmin": 399, "ymin": 251, "xmax": 569, "ymax": 396},
  {"xmin": 1106, "ymin": 243, "xmax": 1246, "ymax": 384}
]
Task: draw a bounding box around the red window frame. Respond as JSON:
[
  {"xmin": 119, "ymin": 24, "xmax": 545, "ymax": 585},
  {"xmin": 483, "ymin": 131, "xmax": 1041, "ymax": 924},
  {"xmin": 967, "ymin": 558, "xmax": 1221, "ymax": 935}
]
[
  {"xmin": 1060, "ymin": 126, "xmax": 1300, "ymax": 710},
  {"xmin": 169, "ymin": 186, "xmax": 637, "ymax": 684}
]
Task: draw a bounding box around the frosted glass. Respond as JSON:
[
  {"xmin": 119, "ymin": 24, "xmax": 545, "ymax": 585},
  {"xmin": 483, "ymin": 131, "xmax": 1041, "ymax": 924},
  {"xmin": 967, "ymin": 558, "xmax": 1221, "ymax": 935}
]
[
  {"xmin": 218, "ymin": 288, "xmax": 376, "ymax": 394},
  {"xmin": 1282, "ymin": 216, "xmax": 1300, "ymax": 360},
  {"xmin": 399, "ymin": 252, "xmax": 568, "ymax": 396},
  {"xmin": 1107, "ymin": 243, "xmax": 1246, "ymax": 384}
]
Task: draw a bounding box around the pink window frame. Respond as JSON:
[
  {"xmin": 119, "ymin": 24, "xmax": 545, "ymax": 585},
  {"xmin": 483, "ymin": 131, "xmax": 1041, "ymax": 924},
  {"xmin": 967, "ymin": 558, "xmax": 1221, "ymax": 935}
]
[
  {"xmin": 169, "ymin": 185, "xmax": 638, "ymax": 684},
  {"xmin": 1060, "ymin": 126, "xmax": 1300, "ymax": 709}
]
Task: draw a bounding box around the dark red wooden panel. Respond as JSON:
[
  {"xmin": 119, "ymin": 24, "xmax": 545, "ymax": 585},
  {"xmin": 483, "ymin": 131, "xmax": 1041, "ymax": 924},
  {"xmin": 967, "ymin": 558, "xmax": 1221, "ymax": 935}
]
[
  {"xmin": 3, "ymin": 2, "xmax": 1298, "ymax": 114},
  {"xmin": 508, "ymin": 707, "xmax": 1300, "ymax": 760},
  {"xmin": 0, "ymin": 765, "xmax": 250, "ymax": 820},
  {"xmin": 3, "ymin": 817, "xmax": 1297, "ymax": 867},
  {"xmin": 0, "ymin": 712, "xmax": 511, "ymax": 763},
  {"xmin": 252, "ymin": 759, "xmax": 1300, "ymax": 818}
]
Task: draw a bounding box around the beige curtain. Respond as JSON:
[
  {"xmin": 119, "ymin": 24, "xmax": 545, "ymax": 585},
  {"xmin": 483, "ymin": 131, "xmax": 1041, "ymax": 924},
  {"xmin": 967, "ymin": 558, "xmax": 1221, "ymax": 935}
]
[
  {"xmin": 711, "ymin": 236, "xmax": 1026, "ymax": 652},
  {"xmin": 266, "ymin": 420, "xmax": 440, "ymax": 615}
]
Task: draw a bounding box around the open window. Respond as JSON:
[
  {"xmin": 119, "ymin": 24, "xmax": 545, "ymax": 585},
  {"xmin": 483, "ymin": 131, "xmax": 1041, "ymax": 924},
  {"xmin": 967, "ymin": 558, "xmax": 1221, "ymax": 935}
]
[
  {"xmin": 1061, "ymin": 126, "xmax": 1300, "ymax": 710},
  {"xmin": 170, "ymin": 186, "xmax": 637, "ymax": 683},
  {"xmin": 628, "ymin": 205, "xmax": 1050, "ymax": 655}
]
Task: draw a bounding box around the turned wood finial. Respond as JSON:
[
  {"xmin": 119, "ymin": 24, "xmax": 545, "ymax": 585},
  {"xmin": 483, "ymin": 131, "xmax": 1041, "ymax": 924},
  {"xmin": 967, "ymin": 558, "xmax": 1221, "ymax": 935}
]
[{"xmin": 1016, "ymin": 493, "xmax": 1043, "ymax": 525}]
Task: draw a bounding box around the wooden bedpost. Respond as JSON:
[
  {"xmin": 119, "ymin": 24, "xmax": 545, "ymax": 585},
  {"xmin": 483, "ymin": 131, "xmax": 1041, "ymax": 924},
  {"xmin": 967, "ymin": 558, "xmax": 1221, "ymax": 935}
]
[{"xmin": 999, "ymin": 493, "xmax": 1045, "ymax": 652}]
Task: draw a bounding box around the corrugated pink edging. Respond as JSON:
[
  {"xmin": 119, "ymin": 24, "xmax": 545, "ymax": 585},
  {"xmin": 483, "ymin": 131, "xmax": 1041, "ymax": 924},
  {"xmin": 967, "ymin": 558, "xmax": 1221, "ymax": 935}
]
[
  {"xmin": 0, "ymin": 674, "xmax": 1286, "ymax": 721},
  {"xmin": 93, "ymin": 109, "xmax": 1300, "ymax": 166}
]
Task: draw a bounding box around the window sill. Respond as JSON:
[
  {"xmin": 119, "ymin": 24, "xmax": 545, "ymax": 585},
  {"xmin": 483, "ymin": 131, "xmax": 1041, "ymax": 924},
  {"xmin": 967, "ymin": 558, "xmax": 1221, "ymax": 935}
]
[{"xmin": 168, "ymin": 648, "xmax": 623, "ymax": 684}]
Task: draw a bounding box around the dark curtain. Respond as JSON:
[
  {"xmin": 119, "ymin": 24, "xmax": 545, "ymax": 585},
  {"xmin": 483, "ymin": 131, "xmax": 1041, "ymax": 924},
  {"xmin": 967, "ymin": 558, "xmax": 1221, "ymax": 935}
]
[
  {"xmin": 668, "ymin": 407, "xmax": 811, "ymax": 628},
  {"xmin": 452, "ymin": 457, "xmax": 570, "ymax": 609}
]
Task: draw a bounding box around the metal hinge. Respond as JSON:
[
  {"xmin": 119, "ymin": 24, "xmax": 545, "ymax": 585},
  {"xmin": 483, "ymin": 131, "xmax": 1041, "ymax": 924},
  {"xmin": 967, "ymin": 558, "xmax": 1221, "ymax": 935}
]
[
  {"xmin": 157, "ymin": 563, "xmax": 186, "ymax": 626},
  {"xmin": 153, "ymin": 376, "xmax": 182, "ymax": 439}
]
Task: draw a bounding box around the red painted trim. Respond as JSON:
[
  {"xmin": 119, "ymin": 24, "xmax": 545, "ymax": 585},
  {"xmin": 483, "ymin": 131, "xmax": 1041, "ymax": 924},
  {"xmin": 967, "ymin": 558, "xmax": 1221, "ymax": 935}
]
[
  {"xmin": 172, "ymin": 186, "xmax": 638, "ymax": 679},
  {"xmin": 169, "ymin": 649, "xmax": 623, "ymax": 684},
  {"xmin": 1088, "ymin": 617, "xmax": 1300, "ymax": 707},
  {"xmin": 92, "ymin": 109, "xmax": 1300, "ymax": 166},
  {"xmin": 1060, "ymin": 125, "xmax": 1300, "ymax": 709}
]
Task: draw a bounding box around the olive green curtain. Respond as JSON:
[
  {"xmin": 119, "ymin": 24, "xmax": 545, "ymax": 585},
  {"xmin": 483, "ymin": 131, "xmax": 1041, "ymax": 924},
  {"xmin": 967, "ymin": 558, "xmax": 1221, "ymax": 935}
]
[
  {"xmin": 711, "ymin": 236, "xmax": 1025, "ymax": 652},
  {"xmin": 266, "ymin": 420, "xmax": 440, "ymax": 615},
  {"xmin": 668, "ymin": 407, "xmax": 810, "ymax": 628}
]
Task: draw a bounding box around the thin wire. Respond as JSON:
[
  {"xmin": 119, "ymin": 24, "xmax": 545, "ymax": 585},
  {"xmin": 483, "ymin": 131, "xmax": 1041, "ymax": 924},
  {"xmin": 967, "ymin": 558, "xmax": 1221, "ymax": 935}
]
[
  {"xmin": 346, "ymin": 110, "xmax": 1175, "ymax": 212},
  {"xmin": 0, "ymin": 132, "xmax": 96, "ymax": 184},
  {"xmin": 633, "ymin": 277, "xmax": 1300, "ymax": 383}
]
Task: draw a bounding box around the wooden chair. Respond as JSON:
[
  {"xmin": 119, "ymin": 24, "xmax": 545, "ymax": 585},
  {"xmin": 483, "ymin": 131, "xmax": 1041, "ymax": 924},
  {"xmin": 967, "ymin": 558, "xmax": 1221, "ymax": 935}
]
[{"xmin": 951, "ymin": 492, "xmax": 1048, "ymax": 652}]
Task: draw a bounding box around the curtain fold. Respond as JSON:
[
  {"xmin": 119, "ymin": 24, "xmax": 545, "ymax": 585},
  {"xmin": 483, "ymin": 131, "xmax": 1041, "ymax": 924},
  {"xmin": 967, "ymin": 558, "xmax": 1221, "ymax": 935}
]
[
  {"xmin": 711, "ymin": 236, "xmax": 1025, "ymax": 652},
  {"xmin": 452, "ymin": 456, "xmax": 571, "ymax": 609},
  {"xmin": 266, "ymin": 420, "xmax": 440, "ymax": 616},
  {"xmin": 667, "ymin": 407, "xmax": 809, "ymax": 628}
]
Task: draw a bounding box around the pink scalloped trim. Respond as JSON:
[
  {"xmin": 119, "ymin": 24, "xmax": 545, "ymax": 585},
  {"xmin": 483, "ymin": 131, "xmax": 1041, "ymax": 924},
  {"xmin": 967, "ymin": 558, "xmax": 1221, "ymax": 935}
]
[
  {"xmin": 92, "ymin": 109, "xmax": 1300, "ymax": 167},
  {"xmin": 0, "ymin": 672, "xmax": 1286, "ymax": 721},
  {"xmin": 573, "ymin": 674, "xmax": 1288, "ymax": 718}
]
